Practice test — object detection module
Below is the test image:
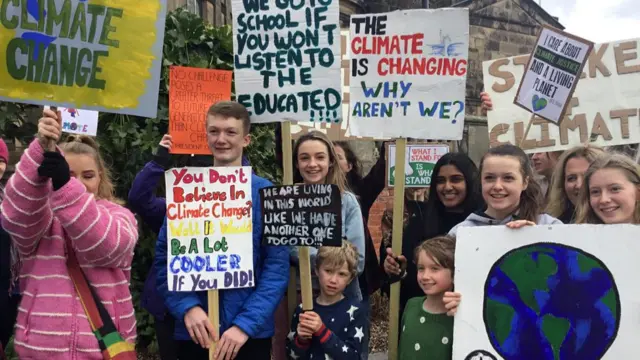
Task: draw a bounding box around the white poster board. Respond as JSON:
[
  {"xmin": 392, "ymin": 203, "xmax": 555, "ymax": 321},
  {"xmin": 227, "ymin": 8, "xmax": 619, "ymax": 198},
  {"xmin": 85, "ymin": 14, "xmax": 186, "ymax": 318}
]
[
  {"xmin": 483, "ymin": 38, "xmax": 640, "ymax": 153},
  {"xmin": 45, "ymin": 106, "xmax": 99, "ymax": 136},
  {"xmin": 453, "ymin": 225, "xmax": 640, "ymax": 360},
  {"xmin": 231, "ymin": 0, "xmax": 342, "ymax": 123},
  {"xmin": 165, "ymin": 167, "xmax": 254, "ymax": 292},
  {"xmin": 348, "ymin": 9, "xmax": 469, "ymax": 140},
  {"xmin": 514, "ymin": 26, "xmax": 593, "ymax": 124},
  {"xmin": 387, "ymin": 143, "xmax": 449, "ymax": 187}
]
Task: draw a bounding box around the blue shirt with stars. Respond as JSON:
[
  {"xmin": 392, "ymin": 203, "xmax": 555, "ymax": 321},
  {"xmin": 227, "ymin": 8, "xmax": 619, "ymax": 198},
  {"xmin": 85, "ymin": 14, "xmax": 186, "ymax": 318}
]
[{"xmin": 286, "ymin": 297, "xmax": 366, "ymax": 360}]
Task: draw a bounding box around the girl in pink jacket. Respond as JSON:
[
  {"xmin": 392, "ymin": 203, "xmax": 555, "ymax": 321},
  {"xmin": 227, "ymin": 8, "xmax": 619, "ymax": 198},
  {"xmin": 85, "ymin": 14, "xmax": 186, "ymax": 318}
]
[{"xmin": 0, "ymin": 109, "xmax": 139, "ymax": 359}]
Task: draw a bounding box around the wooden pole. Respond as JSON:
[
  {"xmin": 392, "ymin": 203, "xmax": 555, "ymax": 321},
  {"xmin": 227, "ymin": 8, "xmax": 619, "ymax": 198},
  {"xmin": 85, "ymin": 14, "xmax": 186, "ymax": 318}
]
[
  {"xmin": 281, "ymin": 122, "xmax": 299, "ymax": 322},
  {"xmin": 388, "ymin": 138, "xmax": 407, "ymax": 360},
  {"xmin": 208, "ymin": 290, "xmax": 219, "ymax": 359},
  {"xmin": 47, "ymin": 106, "xmax": 59, "ymax": 151},
  {"xmin": 519, "ymin": 113, "xmax": 536, "ymax": 148}
]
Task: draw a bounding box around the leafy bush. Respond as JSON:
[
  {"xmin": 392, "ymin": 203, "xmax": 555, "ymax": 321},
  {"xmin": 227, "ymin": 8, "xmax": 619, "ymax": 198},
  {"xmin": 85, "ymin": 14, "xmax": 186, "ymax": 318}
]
[{"xmin": 0, "ymin": 8, "xmax": 281, "ymax": 354}]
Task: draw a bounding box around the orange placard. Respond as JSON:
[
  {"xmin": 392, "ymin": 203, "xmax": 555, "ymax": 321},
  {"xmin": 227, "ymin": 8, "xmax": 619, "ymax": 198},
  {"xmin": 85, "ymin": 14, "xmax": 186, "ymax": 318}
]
[{"xmin": 169, "ymin": 66, "xmax": 232, "ymax": 154}]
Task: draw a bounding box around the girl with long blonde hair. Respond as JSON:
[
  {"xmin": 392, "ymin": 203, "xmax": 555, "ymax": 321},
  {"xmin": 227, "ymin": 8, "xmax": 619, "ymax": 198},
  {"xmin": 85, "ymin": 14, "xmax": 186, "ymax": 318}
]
[{"xmin": 546, "ymin": 145, "xmax": 606, "ymax": 223}]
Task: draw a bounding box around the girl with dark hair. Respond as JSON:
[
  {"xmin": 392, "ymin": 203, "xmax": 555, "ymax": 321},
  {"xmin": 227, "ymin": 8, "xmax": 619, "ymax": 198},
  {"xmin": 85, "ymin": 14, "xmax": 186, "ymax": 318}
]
[
  {"xmin": 382, "ymin": 152, "xmax": 483, "ymax": 321},
  {"xmin": 448, "ymin": 144, "xmax": 562, "ymax": 236}
]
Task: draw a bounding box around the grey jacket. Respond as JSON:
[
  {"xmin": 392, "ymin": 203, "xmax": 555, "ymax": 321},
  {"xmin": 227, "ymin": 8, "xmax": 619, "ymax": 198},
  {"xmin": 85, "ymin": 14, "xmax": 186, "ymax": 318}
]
[{"xmin": 448, "ymin": 211, "xmax": 563, "ymax": 237}]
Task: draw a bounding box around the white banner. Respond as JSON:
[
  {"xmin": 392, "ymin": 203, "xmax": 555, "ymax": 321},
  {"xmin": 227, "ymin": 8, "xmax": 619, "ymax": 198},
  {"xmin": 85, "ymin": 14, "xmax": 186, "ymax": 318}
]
[
  {"xmin": 454, "ymin": 225, "xmax": 640, "ymax": 360},
  {"xmin": 348, "ymin": 9, "xmax": 469, "ymax": 140},
  {"xmin": 165, "ymin": 167, "xmax": 254, "ymax": 292},
  {"xmin": 231, "ymin": 0, "xmax": 342, "ymax": 123},
  {"xmin": 484, "ymin": 38, "xmax": 640, "ymax": 153},
  {"xmin": 514, "ymin": 26, "xmax": 593, "ymax": 124}
]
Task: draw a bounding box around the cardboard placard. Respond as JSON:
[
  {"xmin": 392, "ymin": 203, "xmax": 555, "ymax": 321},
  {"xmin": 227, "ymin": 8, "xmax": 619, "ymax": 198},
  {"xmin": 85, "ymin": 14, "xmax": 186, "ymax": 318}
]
[
  {"xmin": 348, "ymin": 9, "xmax": 469, "ymax": 140},
  {"xmin": 260, "ymin": 184, "xmax": 342, "ymax": 247},
  {"xmin": 45, "ymin": 106, "xmax": 99, "ymax": 136},
  {"xmin": 169, "ymin": 66, "xmax": 232, "ymax": 154},
  {"xmin": 231, "ymin": 0, "xmax": 342, "ymax": 123},
  {"xmin": 387, "ymin": 143, "xmax": 449, "ymax": 187},
  {"xmin": 514, "ymin": 25, "xmax": 593, "ymax": 124},
  {"xmin": 454, "ymin": 225, "xmax": 637, "ymax": 360},
  {"xmin": 165, "ymin": 167, "xmax": 254, "ymax": 292},
  {"xmin": 0, "ymin": 0, "xmax": 167, "ymax": 118},
  {"xmin": 483, "ymin": 38, "xmax": 640, "ymax": 153}
]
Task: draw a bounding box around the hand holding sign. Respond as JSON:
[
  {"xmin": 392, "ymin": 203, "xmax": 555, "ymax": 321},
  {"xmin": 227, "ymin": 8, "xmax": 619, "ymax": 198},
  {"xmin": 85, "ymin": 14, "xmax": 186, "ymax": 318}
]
[{"xmin": 38, "ymin": 108, "xmax": 62, "ymax": 151}]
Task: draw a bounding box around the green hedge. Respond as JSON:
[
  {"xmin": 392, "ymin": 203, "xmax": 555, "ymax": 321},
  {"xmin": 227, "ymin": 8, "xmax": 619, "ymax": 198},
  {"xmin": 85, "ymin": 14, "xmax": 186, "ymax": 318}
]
[{"xmin": 1, "ymin": 8, "xmax": 282, "ymax": 355}]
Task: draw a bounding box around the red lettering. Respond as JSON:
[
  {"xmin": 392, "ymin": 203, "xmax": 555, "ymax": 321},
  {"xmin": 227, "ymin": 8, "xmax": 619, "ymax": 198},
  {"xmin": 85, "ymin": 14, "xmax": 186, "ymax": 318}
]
[
  {"xmin": 173, "ymin": 187, "xmax": 185, "ymax": 202},
  {"xmin": 377, "ymin": 57, "xmax": 467, "ymax": 76}
]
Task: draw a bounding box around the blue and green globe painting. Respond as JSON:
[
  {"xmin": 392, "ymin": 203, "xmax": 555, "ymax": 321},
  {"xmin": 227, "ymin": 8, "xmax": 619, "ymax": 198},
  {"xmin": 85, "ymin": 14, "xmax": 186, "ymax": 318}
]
[{"xmin": 483, "ymin": 243, "xmax": 620, "ymax": 360}]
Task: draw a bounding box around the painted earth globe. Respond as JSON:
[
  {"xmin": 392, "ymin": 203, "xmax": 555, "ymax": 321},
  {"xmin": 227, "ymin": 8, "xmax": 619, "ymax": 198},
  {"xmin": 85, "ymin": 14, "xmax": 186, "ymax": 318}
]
[{"xmin": 483, "ymin": 243, "xmax": 620, "ymax": 360}]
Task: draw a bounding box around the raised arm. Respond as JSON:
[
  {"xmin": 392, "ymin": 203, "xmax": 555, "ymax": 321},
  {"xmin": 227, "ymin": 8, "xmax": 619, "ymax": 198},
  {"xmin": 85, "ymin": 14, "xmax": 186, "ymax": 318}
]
[
  {"xmin": 128, "ymin": 135, "xmax": 171, "ymax": 233},
  {"xmin": 50, "ymin": 178, "xmax": 138, "ymax": 268},
  {"xmin": 0, "ymin": 138, "xmax": 53, "ymax": 256}
]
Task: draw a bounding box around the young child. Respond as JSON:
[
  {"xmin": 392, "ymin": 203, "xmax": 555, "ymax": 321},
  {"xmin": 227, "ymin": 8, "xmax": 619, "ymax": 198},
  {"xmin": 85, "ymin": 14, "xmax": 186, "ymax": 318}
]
[
  {"xmin": 286, "ymin": 242, "xmax": 366, "ymax": 360},
  {"xmin": 399, "ymin": 236, "xmax": 459, "ymax": 360}
]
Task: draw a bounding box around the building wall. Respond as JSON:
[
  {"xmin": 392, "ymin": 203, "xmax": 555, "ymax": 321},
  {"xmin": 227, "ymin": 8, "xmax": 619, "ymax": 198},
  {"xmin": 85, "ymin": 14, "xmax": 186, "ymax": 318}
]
[{"xmin": 363, "ymin": 0, "xmax": 565, "ymax": 255}]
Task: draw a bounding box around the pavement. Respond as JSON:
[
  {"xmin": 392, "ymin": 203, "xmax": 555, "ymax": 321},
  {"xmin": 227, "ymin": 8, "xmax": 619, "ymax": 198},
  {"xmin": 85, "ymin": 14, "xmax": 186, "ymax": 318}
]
[{"xmin": 369, "ymin": 353, "xmax": 387, "ymax": 360}]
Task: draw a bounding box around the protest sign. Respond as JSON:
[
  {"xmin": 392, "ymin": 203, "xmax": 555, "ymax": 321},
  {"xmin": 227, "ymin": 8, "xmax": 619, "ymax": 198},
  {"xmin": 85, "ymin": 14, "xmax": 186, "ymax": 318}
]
[
  {"xmin": 348, "ymin": 9, "xmax": 469, "ymax": 140},
  {"xmin": 260, "ymin": 184, "xmax": 341, "ymax": 247},
  {"xmin": 453, "ymin": 225, "xmax": 638, "ymax": 360},
  {"xmin": 387, "ymin": 143, "xmax": 449, "ymax": 187},
  {"xmin": 52, "ymin": 106, "xmax": 98, "ymax": 136},
  {"xmin": 169, "ymin": 66, "xmax": 232, "ymax": 154},
  {"xmin": 514, "ymin": 26, "xmax": 593, "ymax": 124},
  {"xmin": 484, "ymin": 38, "xmax": 640, "ymax": 153},
  {"xmin": 231, "ymin": 0, "xmax": 342, "ymax": 123},
  {"xmin": 0, "ymin": 0, "xmax": 167, "ymax": 118},
  {"xmin": 165, "ymin": 167, "xmax": 254, "ymax": 292},
  {"xmin": 292, "ymin": 29, "xmax": 379, "ymax": 141}
]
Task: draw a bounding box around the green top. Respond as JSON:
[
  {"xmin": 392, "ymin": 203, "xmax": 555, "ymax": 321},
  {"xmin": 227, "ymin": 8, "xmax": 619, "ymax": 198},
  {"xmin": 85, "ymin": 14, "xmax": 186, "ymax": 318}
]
[{"xmin": 399, "ymin": 296, "xmax": 454, "ymax": 360}]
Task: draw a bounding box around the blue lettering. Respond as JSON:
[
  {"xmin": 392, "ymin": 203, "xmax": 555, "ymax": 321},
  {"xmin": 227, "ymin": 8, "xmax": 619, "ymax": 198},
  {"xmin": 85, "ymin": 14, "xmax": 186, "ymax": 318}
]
[
  {"xmin": 169, "ymin": 256, "xmax": 181, "ymax": 274},
  {"xmin": 217, "ymin": 255, "xmax": 228, "ymax": 271},
  {"xmin": 230, "ymin": 255, "xmax": 241, "ymax": 269}
]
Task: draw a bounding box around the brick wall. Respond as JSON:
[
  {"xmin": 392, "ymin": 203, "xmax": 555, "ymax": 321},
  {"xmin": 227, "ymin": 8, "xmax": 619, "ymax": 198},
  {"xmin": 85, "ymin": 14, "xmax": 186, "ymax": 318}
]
[{"xmin": 367, "ymin": 189, "xmax": 394, "ymax": 257}]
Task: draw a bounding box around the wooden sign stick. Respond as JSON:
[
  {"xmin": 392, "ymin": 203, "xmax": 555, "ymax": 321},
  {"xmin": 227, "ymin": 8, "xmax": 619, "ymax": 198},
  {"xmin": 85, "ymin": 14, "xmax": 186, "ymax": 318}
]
[
  {"xmin": 388, "ymin": 137, "xmax": 407, "ymax": 360},
  {"xmin": 282, "ymin": 122, "xmax": 300, "ymax": 323},
  {"xmin": 208, "ymin": 290, "xmax": 220, "ymax": 359},
  {"xmin": 47, "ymin": 106, "xmax": 59, "ymax": 152}
]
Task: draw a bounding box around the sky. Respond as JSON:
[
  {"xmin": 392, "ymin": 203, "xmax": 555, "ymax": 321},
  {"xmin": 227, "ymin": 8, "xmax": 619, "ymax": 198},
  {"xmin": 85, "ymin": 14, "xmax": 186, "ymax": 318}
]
[{"xmin": 541, "ymin": 0, "xmax": 640, "ymax": 43}]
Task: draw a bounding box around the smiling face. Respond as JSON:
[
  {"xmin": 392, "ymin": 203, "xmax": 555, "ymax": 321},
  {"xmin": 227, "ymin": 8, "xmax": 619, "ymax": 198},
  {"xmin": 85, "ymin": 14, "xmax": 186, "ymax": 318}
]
[
  {"xmin": 435, "ymin": 164, "xmax": 467, "ymax": 209},
  {"xmin": 65, "ymin": 154, "xmax": 101, "ymax": 196},
  {"xmin": 317, "ymin": 262, "xmax": 352, "ymax": 298},
  {"xmin": 564, "ymin": 156, "xmax": 590, "ymax": 206},
  {"xmin": 296, "ymin": 139, "xmax": 331, "ymax": 184},
  {"xmin": 588, "ymin": 168, "xmax": 639, "ymax": 224},
  {"xmin": 481, "ymin": 155, "xmax": 528, "ymax": 219},
  {"xmin": 206, "ymin": 115, "xmax": 250, "ymax": 166},
  {"xmin": 416, "ymin": 250, "xmax": 453, "ymax": 296}
]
